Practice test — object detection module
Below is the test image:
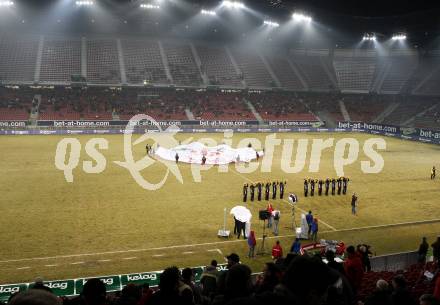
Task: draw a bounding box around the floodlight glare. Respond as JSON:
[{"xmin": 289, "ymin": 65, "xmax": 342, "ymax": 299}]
[
  {"xmin": 0, "ymin": 1, "xmax": 14, "ymax": 7},
  {"xmin": 292, "ymin": 13, "xmax": 312, "ymax": 23},
  {"xmin": 201, "ymin": 9, "xmax": 216, "ymax": 16},
  {"xmin": 140, "ymin": 3, "xmax": 160, "ymax": 9},
  {"xmin": 263, "ymin": 20, "xmax": 280, "ymax": 27},
  {"xmin": 223, "ymin": 1, "xmax": 245, "ymax": 9},
  {"xmin": 392, "ymin": 33, "xmax": 407, "ymax": 40},
  {"xmin": 362, "ymin": 33, "xmax": 376, "ymax": 41},
  {"xmin": 75, "ymin": 1, "xmax": 93, "ymax": 6}
]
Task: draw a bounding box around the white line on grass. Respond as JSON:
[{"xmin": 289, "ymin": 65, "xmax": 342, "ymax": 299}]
[
  {"xmin": 1, "ymin": 218, "xmax": 440, "ymax": 265},
  {"xmin": 183, "ymin": 251, "xmax": 194, "ymax": 255},
  {"xmin": 229, "ymin": 167, "xmax": 337, "ymax": 231},
  {"xmin": 17, "ymin": 267, "xmax": 30, "ymax": 270},
  {"xmin": 122, "ymin": 257, "xmax": 137, "ymax": 260},
  {"xmin": 207, "ymin": 249, "xmax": 223, "ymax": 255},
  {"xmin": 98, "ymin": 259, "xmax": 111, "ymax": 263},
  {"xmin": 70, "ymin": 262, "xmax": 84, "ymax": 265},
  {"xmin": 44, "ymin": 264, "xmax": 58, "ymax": 267}
]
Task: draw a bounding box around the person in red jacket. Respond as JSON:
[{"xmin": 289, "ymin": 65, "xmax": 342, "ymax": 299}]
[
  {"xmin": 271, "ymin": 240, "xmax": 283, "ymax": 260},
  {"xmin": 344, "ymin": 245, "xmax": 364, "ymax": 295},
  {"xmin": 267, "ymin": 203, "xmax": 274, "ymax": 228},
  {"xmin": 247, "ymin": 231, "xmax": 257, "ymax": 258}
]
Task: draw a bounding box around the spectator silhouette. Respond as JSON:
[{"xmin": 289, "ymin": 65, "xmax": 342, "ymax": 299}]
[
  {"xmin": 212, "ymin": 264, "xmax": 252, "ymax": 305},
  {"xmin": 362, "ymin": 279, "xmax": 392, "ymax": 305},
  {"xmin": 115, "ymin": 284, "xmax": 141, "ymax": 305},
  {"xmin": 148, "ymin": 266, "xmax": 181, "ymax": 305},
  {"xmin": 8, "ymin": 289, "xmax": 60, "ymax": 305},
  {"xmin": 69, "ymin": 278, "xmax": 107, "ymax": 305},
  {"xmin": 254, "ymin": 262, "xmax": 281, "ymax": 295},
  {"xmin": 390, "ymin": 275, "xmax": 416, "ymax": 305}
]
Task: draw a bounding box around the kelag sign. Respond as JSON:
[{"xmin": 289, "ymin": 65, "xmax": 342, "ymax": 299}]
[{"xmin": 0, "ymin": 265, "xmax": 225, "ymax": 301}]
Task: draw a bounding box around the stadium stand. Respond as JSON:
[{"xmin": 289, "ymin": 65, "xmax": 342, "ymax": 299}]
[
  {"xmin": 188, "ymin": 91, "xmax": 254, "ymax": 120},
  {"xmin": 115, "ymin": 88, "xmax": 188, "ymax": 120},
  {"xmin": 231, "ymin": 48, "xmax": 275, "ymax": 88},
  {"xmin": 379, "ymin": 53, "xmax": 418, "ymax": 94},
  {"xmin": 86, "ymin": 39, "xmax": 121, "ymax": 84},
  {"xmin": 290, "ymin": 50, "xmax": 336, "ymax": 91},
  {"xmin": 333, "ymin": 50, "xmax": 377, "ymax": 93},
  {"xmin": 412, "ymin": 102, "xmax": 440, "ymax": 129},
  {"xmin": 0, "ymin": 35, "xmax": 39, "ymax": 83},
  {"xmin": 121, "ymin": 39, "xmax": 169, "ymax": 85},
  {"xmin": 247, "ymin": 91, "xmax": 317, "ymax": 121},
  {"xmin": 38, "ymin": 87, "xmax": 113, "ymax": 120},
  {"xmin": 39, "ymin": 38, "xmax": 81, "ymax": 84},
  {"xmin": 0, "ymin": 87, "xmax": 32, "ymax": 120},
  {"xmin": 414, "ymin": 54, "xmax": 440, "ymax": 96},
  {"xmin": 341, "ymin": 94, "xmax": 392, "ymax": 122},
  {"xmin": 300, "ymin": 92, "xmax": 344, "ymax": 122},
  {"xmin": 358, "ymin": 262, "xmax": 437, "ymax": 303},
  {"xmin": 1, "ymin": 35, "xmax": 440, "ymax": 130},
  {"xmin": 162, "ymin": 41, "xmax": 203, "ymax": 86},
  {"xmin": 264, "ymin": 53, "xmax": 306, "ymax": 90},
  {"xmin": 383, "ymin": 96, "xmax": 439, "ymax": 126},
  {"xmin": 196, "ymin": 44, "xmax": 242, "ymax": 87}
]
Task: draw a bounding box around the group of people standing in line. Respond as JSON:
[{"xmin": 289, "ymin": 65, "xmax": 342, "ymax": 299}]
[
  {"xmin": 304, "ymin": 177, "xmax": 350, "ymax": 197},
  {"xmin": 243, "ymin": 180, "xmax": 287, "ymax": 202}
]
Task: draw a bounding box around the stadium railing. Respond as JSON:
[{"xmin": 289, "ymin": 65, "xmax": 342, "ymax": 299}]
[{"xmin": 370, "ymin": 250, "xmax": 419, "ymax": 272}]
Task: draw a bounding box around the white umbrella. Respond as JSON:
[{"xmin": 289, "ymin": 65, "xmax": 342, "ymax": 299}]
[{"xmin": 230, "ymin": 206, "xmax": 252, "ymax": 223}]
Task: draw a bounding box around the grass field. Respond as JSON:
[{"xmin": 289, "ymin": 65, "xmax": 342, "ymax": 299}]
[{"xmin": 1, "ymin": 132, "xmax": 440, "ymax": 284}]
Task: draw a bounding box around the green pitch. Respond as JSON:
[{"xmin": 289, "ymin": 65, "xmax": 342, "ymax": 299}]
[{"xmin": 0, "ymin": 132, "xmax": 439, "ymax": 284}]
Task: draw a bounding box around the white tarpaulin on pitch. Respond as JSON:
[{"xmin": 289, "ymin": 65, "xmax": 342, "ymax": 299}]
[
  {"xmin": 230, "ymin": 205, "xmax": 252, "ymax": 238},
  {"xmin": 230, "ymin": 206, "xmax": 252, "ymax": 223},
  {"xmin": 155, "ymin": 142, "xmax": 264, "ymax": 165}
]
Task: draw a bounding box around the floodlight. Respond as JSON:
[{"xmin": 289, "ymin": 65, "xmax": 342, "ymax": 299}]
[
  {"xmin": 223, "ymin": 1, "xmax": 245, "ymax": 9},
  {"xmin": 292, "ymin": 12, "xmax": 312, "ymax": 23},
  {"xmin": 201, "ymin": 9, "xmax": 216, "ymax": 16},
  {"xmin": 75, "ymin": 1, "xmax": 93, "ymax": 6},
  {"xmin": 362, "ymin": 33, "xmax": 376, "ymax": 41},
  {"xmin": 0, "ymin": 1, "xmax": 14, "ymax": 7},
  {"xmin": 392, "ymin": 33, "xmax": 407, "ymax": 40},
  {"xmin": 263, "ymin": 20, "xmax": 280, "ymax": 27},
  {"xmin": 140, "ymin": 4, "xmax": 160, "ymax": 9}
]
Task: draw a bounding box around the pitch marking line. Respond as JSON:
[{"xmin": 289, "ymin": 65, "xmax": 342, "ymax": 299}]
[
  {"xmin": 207, "ymin": 249, "xmax": 223, "ymax": 255},
  {"xmin": 122, "ymin": 257, "xmax": 137, "ymax": 260},
  {"xmin": 17, "ymin": 267, "xmax": 30, "ymax": 270},
  {"xmin": 229, "ymin": 167, "xmax": 337, "ymax": 231},
  {"xmin": 98, "ymin": 259, "xmax": 111, "ymax": 263},
  {"xmin": 1, "ymin": 218, "xmax": 440, "ymax": 265},
  {"xmin": 70, "ymin": 262, "xmax": 84, "ymax": 265},
  {"xmin": 334, "ymin": 218, "xmax": 440, "ymax": 233},
  {"xmin": 183, "ymin": 251, "xmax": 194, "ymax": 255},
  {"xmin": 44, "ymin": 264, "xmax": 58, "ymax": 267}
]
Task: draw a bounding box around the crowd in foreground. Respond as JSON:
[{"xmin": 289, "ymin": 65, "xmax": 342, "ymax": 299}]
[
  {"xmin": 4, "ymin": 237, "xmax": 440, "ymax": 305},
  {"xmin": 2, "ymin": 237, "xmax": 440, "ymax": 305}
]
